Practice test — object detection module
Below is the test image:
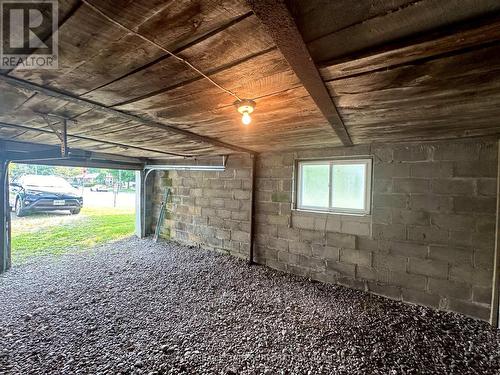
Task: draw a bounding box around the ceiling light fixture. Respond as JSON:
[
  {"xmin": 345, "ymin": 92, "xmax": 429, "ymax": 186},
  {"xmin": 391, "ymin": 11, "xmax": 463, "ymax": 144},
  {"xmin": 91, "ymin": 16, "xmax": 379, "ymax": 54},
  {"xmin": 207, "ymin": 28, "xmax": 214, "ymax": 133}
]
[{"xmin": 234, "ymin": 99, "xmax": 256, "ymax": 126}]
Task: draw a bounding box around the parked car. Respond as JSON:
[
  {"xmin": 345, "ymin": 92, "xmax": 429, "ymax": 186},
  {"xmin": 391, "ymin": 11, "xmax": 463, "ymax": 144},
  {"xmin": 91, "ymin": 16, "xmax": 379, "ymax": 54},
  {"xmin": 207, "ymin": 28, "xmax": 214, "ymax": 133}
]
[
  {"xmin": 9, "ymin": 175, "xmax": 83, "ymax": 217},
  {"xmin": 90, "ymin": 184, "xmax": 109, "ymax": 192}
]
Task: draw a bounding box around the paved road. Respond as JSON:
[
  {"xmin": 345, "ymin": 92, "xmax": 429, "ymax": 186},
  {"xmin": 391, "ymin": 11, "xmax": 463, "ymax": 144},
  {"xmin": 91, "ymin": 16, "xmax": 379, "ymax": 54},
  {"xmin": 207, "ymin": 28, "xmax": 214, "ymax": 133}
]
[{"xmin": 81, "ymin": 187, "xmax": 135, "ymax": 209}]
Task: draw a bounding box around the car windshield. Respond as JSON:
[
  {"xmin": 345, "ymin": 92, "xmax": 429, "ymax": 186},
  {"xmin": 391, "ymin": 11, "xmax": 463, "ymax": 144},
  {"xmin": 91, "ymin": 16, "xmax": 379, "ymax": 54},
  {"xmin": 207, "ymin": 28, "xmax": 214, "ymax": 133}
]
[{"xmin": 22, "ymin": 175, "xmax": 72, "ymax": 189}]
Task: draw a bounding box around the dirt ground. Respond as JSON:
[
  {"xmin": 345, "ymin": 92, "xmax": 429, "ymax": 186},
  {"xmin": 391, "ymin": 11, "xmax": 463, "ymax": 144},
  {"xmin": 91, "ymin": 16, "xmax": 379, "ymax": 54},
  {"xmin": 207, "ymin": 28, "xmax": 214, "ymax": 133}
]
[{"xmin": 0, "ymin": 238, "xmax": 499, "ymax": 374}]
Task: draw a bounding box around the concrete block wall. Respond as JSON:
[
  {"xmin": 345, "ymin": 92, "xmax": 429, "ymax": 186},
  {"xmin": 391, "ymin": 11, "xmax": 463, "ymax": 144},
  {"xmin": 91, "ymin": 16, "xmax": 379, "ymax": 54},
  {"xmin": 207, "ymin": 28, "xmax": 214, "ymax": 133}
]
[
  {"xmin": 150, "ymin": 138, "xmax": 498, "ymax": 321},
  {"xmin": 254, "ymin": 138, "xmax": 498, "ymax": 321},
  {"xmin": 151, "ymin": 155, "xmax": 252, "ymax": 259}
]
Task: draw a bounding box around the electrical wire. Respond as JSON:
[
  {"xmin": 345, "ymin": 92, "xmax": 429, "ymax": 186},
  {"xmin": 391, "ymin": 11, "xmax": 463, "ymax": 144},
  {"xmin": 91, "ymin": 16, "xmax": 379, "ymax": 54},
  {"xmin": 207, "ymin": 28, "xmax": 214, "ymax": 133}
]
[{"xmin": 81, "ymin": 0, "xmax": 242, "ymax": 101}]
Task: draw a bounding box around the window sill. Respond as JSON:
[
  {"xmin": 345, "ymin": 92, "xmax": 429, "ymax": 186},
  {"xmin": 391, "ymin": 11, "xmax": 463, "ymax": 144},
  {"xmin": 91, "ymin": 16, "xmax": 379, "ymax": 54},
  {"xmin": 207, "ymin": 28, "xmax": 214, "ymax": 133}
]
[{"xmin": 292, "ymin": 208, "xmax": 371, "ymax": 217}]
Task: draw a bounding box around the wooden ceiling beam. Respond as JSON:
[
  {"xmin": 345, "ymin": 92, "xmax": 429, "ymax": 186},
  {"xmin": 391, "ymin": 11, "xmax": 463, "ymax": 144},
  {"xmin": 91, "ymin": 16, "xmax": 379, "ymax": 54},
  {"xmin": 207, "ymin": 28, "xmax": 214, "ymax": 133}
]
[
  {"xmin": 0, "ymin": 121, "xmax": 190, "ymax": 158},
  {"xmin": 246, "ymin": 0, "xmax": 352, "ymax": 146},
  {"xmin": 0, "ymin": 74, "xmax": 256, "ymax": 155},
  {"xmin": 320, "ymin": 13, "xmax": 500, "ymax": 81}
]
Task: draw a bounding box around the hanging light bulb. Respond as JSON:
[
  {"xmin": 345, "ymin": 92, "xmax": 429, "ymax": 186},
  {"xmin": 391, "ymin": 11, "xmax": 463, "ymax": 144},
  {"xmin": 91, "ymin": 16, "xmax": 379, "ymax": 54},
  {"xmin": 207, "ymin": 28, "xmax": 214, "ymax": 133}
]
[
  {"xmin": 234, "ymin": 99, "xmax": 256, "ymax": 126},
  {"xmin": 241, "ymin": 111, "xmax": 251, "ymax": 125}
]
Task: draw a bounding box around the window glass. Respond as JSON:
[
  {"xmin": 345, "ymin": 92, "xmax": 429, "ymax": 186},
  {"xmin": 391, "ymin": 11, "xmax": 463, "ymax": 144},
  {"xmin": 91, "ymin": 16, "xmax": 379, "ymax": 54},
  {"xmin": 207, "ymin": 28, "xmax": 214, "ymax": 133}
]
[
  {"xmin": 300, "ymin": 164, "xmax": 329, "ymax": 208},
  {"xmin": 331, "ymin": 164, "xmax": 365, "ymax": 210},
  {"xmin": 296, "ymin": 159, "xmax": 371, "ymax": 215}
]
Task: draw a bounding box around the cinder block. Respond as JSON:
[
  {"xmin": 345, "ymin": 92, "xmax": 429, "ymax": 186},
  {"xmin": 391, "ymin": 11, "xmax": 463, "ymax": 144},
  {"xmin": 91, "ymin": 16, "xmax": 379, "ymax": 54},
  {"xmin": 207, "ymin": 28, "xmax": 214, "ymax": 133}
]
[
  {"xmin": 268, "ymin": 237, "xmax": 289, "ymax": 251},
  {"xmin": 287, "ymin": 264, "xmax": 309, "ymax": 277},
  {"xmin": 368, "ymin": 282, "xmax": 401, "ymax": 299},
  {"xmin": 393, "ymin": 178, "xmax": 430, "ymax": 193},
  {"xmin": 268, "ymin": 214, "xmax": 290, "ymax": 226},
  {"xmin": 472, "ymin": 231, "xmax": 495, "ymax": 251},
  {"xmin": 477, "ymin": 178, "xmax": 497, "ymax": 196},
  {"xmin": 431, "ymin": 179, "xmax": 474, "ymax": 195},
  {"xmin": 453, "ymin": 197, "xmax": 497, "ymax": 214},
  {"xmin": 407, "ymin": 226, "xmax": 448, "ymax": 245},
  {"xmin": 336, "ymin": 276, "xmax": 366, "ymax": 291},
  {"xmin": 402, "ymin": 289, "xmax": 440, "ymax": 308},
  {"xmin": 473, "ymin": 286, "xmax": 492, "ymax": 305},
  {"xmin": 259, "ymin": 155, "xmax": 284, "ymax": 167},
  {"xmin": 277, "ymin": 226, "xmax": 300, "ymax": 241},
  {"xmin": 393, "ymin": 145, "xmax": 429, "ymax": 161},
  {"xmin": 449, "ymin": 265, "xmax": 493, "ymax": 287},
  {"xmin": 474, "ymin": 249, "xmax": 494, "ymax": 270},
  {"xmin": 325, "ymin": 215, "xmax": 342, "ymax": 232},
  {"xmin": 428, "ymin": 245, "xmax": 473, "ymax": 266},
  {"xmin": 448, "ymin": 230, "xmax": 472, "ymax": 247},
  {"xmin": 308, "ymin": 257, "xmax": 326, "ymax": 272},
  {"xmin": 428, "ymin": 278, "xmax": 471, "ymax": 300},
  {"xmin": 447, "ymin": 299, "xmax": 490, "ymax": 321},
  {"xmin": 389, "ymin": 271, "xmax": 426, "ymax": 291},
  {"xmin": 373, "ymin": 194, "xmax": 408, "ymax": 209},
  {"xmin": 341, "ymin": 221, "xmax": 371, "ymax": 236},
  {"xmin": 375, "ymin": 163, "xmax": 410, "ymax": 179},
  {"xmin": 410, "ymin": 162, "xmax": 453, "ymax": 178},
  {"xmin": 475, "ymin": 215, "xmax": 496, "ymax": 233},
  {"xmin": 430, "ymin": 213, "xmax": 475, "ymax": 230},
  {"xmin": 326, "ymin": 260, "xmax": 356, "ymax": 277},
  {"xmin": 266, "ymin": 259, "xmax": 286, "ymax": 272},
  {"xmin": 310, "ymin": 270, "xmax": 337, "ymax": 285},
  {"xmin": 372, "ymin": 253, "xmax": 407, "ymax": 273},
  {"xmin": 453, "ymin": 161, "xmax": 497, "ymax": 178},
  {"xmin": 409, "ymin": 194, "xmax": 453, "ymax": 212},
  {"xmin": 372, "ymin": 208, "xmax": 392, "ymax": 225},
  {"xmin": 326, "ymin": 232, "xmax": 357, "ymax": 248},
  {"xmin": 408, "ymin": 258, "xmax": 448, "ymax": 279},
  {"xmin": 372, "ymin": 223, "xmax": 406, "ymax": 241},
  {"xmin": 292, "ymin": 215, "xmax": 315, "ymax": 230},
  {"xmin": 289, "ymin": 241, "xmax": 312, "ymax": 256},
  {"xmin": 433, "ymin": 142, "xmax": 480, "ymax": 161},
  {"xmin": 300, "ymin": 229, "xmax": 326, "ymax": 245},
  {"xmin": 232, "ymin": 230, "xmax": 250, "ymax": 242},
  {"xmin": 356, "ymin": 237, "xmax": 379, "ymax": 252},
  {"xmin": 340, "ymin": 249, "xmax": 372, "ymax": 267},
  {"xmin": 271, "ymin": 192, "xmax": 290, "ymax": 203},
  {"xmin": 374, "ymin": 179, "xmax": 392, "ymax": 193},
  {"xmin": 391, "ymin": 209, "xmax": 429, "ymax": 226}
]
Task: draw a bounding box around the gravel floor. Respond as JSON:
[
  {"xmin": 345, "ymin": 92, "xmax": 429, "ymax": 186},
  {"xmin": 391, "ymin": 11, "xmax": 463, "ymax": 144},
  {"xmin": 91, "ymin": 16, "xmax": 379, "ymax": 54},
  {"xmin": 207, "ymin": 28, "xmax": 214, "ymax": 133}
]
[{"xmin": 1, "ymin": 238, "xmax": 499, "ymax": 374}]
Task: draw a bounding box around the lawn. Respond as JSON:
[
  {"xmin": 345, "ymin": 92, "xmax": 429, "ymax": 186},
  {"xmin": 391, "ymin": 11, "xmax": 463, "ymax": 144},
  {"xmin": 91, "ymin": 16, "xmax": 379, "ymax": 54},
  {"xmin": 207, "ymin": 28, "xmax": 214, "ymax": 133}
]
[{"xmin": 11, "ymin": 207, "xmax": 135, "ymax": 264}]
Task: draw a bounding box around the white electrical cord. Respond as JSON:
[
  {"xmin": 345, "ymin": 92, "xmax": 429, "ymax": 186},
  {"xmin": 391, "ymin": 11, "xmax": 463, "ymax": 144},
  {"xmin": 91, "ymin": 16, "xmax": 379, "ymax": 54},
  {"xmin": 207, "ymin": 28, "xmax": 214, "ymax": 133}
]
[{"xmin": 81, "ymin": 0, "xmax": 242, "ymax": 101}]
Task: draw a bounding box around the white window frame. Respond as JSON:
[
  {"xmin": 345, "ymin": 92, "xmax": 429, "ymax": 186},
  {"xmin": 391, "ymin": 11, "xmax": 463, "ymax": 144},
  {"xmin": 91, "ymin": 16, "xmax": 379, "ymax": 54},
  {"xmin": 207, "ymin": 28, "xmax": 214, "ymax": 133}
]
[{"xmin": 296, "ymin": 158, "xmax": 372, "ymax": 215}]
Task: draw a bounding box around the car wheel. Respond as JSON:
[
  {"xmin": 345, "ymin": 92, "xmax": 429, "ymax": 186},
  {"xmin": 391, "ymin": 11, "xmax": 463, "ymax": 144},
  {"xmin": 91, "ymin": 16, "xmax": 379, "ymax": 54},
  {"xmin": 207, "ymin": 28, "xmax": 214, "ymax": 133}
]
[
  {"xmin": 15, "ymin": 198, "xmax": 27, "ymax": 217},
  {"xmin": 70, "ymin": 208, "xmax": 81, "ymax": 215}
]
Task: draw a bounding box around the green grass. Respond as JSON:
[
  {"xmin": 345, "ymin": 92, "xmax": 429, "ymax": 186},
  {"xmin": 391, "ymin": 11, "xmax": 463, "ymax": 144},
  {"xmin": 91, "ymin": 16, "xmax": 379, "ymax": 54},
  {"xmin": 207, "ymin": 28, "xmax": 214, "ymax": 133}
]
[{"xmin": 12, "ymin": 207, "xmax": 135, "ymax": 264}]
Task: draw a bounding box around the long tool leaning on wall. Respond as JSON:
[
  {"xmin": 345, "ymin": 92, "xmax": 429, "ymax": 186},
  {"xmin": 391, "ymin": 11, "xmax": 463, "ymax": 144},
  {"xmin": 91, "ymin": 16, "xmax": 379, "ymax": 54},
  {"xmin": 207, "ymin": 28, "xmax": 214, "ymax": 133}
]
[{"xmin": 154, "ymin": 187, "xmax": 170, "ymax": 242}]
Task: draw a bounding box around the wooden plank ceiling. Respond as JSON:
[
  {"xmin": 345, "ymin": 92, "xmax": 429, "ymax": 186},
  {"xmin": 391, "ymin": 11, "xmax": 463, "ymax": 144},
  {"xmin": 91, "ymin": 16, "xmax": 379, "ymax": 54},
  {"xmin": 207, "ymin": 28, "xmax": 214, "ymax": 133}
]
[{"xmin": 1, "ymin": 0, "xmax": 500, "ymax": 159}]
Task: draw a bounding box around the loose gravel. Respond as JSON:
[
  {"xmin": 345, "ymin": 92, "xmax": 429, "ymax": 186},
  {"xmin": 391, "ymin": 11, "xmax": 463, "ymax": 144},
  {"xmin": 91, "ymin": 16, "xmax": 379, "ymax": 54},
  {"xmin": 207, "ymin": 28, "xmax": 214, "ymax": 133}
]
[{"xmin": 0, "ymin": 237, "xmax": 499, "ymax": 374}]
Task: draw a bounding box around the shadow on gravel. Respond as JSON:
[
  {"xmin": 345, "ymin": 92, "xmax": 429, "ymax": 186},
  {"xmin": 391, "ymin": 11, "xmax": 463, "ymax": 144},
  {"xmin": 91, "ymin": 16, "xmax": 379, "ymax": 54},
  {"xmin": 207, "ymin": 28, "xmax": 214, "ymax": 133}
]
[{"xmin": 0, "ymin": 237, "xmax": 499, "ymax": 374}]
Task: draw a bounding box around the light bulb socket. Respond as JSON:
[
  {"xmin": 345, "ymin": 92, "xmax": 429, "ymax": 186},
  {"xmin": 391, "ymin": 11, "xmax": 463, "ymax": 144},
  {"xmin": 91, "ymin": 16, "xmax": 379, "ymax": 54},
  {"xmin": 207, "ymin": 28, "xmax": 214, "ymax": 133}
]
[{"xmin": 234, "ymin": 99, "xmax": 256, "ymax": 115}]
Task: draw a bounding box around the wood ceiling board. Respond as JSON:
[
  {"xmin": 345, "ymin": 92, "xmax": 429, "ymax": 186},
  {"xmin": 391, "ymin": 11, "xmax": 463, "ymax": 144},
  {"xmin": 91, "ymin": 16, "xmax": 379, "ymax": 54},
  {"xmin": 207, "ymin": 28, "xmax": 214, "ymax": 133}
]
[
  {"xmin": 10, "ymin": 0, "xmax": 252, "ymax": 96},
  {"xmin": 115, "ymin": 49, "xmax": 300, "ymax": 115},
  {"xmin": 132, "ymin": 0, "xmax": 251, "ymax": 50},
  {"xmin": 9, "ymin": 5, "xmax": 164, "ymax": 95},
  {"xmin": 329, "ymin": 45, "xmax": 500, "ymax": 143},
  {"xmin": 0, "ymin": 0, "xmax": 80, "ymax": 75},
  {"xmin": 83, "ymin": 15, "xmax": 275, "ymax": 105},
  {"xmin": 146, "ymin": 86, "xmax": 341, "ymax": 151},
  {"xmin": 306, "ymin": 0, "xmax": 500, "ymax": 63},
  {"xmin": 287, "ymin": 0, "xmax": 415, "ymax": 43},
  {"xmin": 319, "ymin": 16, "xmax": 500, "ymax": 81},
  {"xmin": 328, "ymin": 44, "xmax": 500, "ymax": 99}
]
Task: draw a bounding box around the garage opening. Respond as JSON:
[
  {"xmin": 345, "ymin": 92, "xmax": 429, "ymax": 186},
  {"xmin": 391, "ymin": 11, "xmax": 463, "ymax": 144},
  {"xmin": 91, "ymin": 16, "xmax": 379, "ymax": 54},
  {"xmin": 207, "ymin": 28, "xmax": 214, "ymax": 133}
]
[{"xmin": 8, "ymin": 162, "xmax": 137, "ymax": 265}]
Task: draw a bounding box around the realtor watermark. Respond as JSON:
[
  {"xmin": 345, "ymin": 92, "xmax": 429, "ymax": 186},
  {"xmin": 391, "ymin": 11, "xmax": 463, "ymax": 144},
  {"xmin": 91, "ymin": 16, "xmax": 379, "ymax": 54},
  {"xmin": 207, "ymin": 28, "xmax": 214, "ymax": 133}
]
[{"xmin": 0, "ymin": 0, "xmax": 58, "ymax": 69}]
